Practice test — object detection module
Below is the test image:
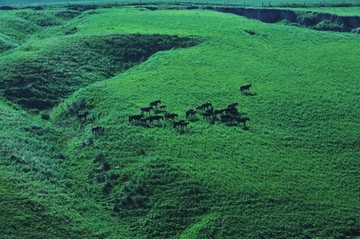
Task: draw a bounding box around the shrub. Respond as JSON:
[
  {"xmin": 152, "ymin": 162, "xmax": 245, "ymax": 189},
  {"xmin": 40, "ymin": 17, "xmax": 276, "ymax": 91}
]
[{"xmin": 66, "ymin": 98, "xmax": 86, "ymax": 115}]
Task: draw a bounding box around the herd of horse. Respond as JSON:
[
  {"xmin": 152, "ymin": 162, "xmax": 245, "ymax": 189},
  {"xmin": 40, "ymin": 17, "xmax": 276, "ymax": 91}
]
[
  {"xmin": 130, "ymin": 100, "xmax": 250, "ymax": 129},
  {"xmin": 87, "ymin": 84, "xmax": 252, "ymax": 134}
]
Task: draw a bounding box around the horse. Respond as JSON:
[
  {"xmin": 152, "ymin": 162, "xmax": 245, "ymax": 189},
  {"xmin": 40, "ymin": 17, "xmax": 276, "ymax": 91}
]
[
  {"xmin": 140, "ymin": 106, "xmax": 153, "ymax": 114},
  {"xmin": 197, "ymin": 102, "xmax": 213, "ymax": 111},
  {"xmin": 186, "ymin": 109, "xmax": 197, "ymax": 119},
  {"xmin": 148, "ymin": 115, "xmax": 163, "ymax": 122},
  {"xmin": 214, "ymin": 109, "xmax": 227, "ymax": 116},
  {"xmin": 236, "ymin": 117, "xmax": 250, "ymax": 126},
  {"xmin": 173, "ymin": 121, "xmax": 189, "ymax": 128},
  {"xmin": 77, "ymin": 111, "xmax": 89, "ymax": 121},
  {"xmin": 240, "ymin": 84, "xmax": 252, "ymax": 93},
  {"xmin": 129, "ymin": 114, "xmax": 143, "ymax": 122},
  {"xmin": 220, "ymin": 115, "xmax": 234, "ymax": 123},
  {"xmin": 227, "ymin": 103, "xmax": 238, "ymax": 109},
  {"xmin": 165, "ymin": 113, "xmax": 178, "ymax": 120},
  {"xmin": 226, "ymin": 108, "xmax": 238, "ymax": 116},
  {"xmin": 92, "ymin": 125, "xmax": 104, "ymax": 134},
  {"xmin": 150, "ymin": 100, "xmax": 162, "ymax": 107},
  {"xmin": 202, "ymin": 109, "xmax": 214, "ymax": 120},
  {"xmin": 140, "ymin": 118, "xmax": 150, "ymax": 125}
]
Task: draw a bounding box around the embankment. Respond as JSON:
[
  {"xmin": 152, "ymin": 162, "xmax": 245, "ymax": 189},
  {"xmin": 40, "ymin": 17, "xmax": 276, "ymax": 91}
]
[{"xmin": 206, "ymin": 7, "xmax": 360, "ymax": 33}]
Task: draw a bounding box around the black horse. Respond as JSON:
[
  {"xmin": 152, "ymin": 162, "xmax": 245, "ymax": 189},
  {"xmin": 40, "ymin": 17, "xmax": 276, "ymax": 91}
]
[
  {"xmin": 150, "ymin": 100, "xmax": 162, "ymax": 107},
  {"xmin": 240, "ymin": 84, "xmax": 252, "ymax": 93},
  {"xmin": 226, "ymin": 108, "xmax": 238, "ymax": 116},
  {"xmin": 165, "ymin": 113, "xmax": 178, "ymax": 120},
  {"xmin": 214, "ymin": 109, "xmax": 227, "ymax": 116},
  {"xmin": 92, "ymin": 125, "xmax": 104, "ymax": 134},
  {"xmin": 129, "ymin": 114, "xmax": 143, "ymax": 122},
  {"xmin": 148, "ymin": 115, "xmax": 164, "ymax": 122},
  {"xmin": 221, "ymin": 115, "xmax": 235, "ymax": 123},
  {"xmin": 140, "ymin": 106, "xmax": 153, "ymax": 114},
  {"xmin": 186, "ymin": 109, "xmax": 197, "ymax": 119},
  {"xmin": 202, "ymin": 109, "xmax": 214, "ymax": 120},
  {"xmin": 77, "ymin": 111, "xmax": 89, "ymax": 121},
  {"xmin": 236, "ymin": 117, "xmax": 250, "ymax": 126},
  {"xmin": 227, "ymin": 103, "xmax": 238, "ymax": 109},
  {"xmin": 197, "ymin": 102, "xmax": 212, "ymax": 111},
  {"xmin": 173, "ymin": 121, "xmax": 189, "ymax": 128}
]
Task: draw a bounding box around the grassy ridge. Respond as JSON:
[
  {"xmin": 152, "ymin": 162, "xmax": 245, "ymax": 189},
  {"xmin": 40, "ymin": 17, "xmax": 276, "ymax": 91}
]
[{"xmin": 0, "ymin": 5, "xmax": 359, "ymax": 239}]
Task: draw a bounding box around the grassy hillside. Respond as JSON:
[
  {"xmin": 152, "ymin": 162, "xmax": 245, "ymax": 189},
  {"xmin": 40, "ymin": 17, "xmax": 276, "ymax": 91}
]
[
  {"xmin": 0, "ymin": 100, "xmax": 134, "ymax": 238},
  {"xmin": 1, "ymin": 5, "xmax": 360, "ymax": 239}
]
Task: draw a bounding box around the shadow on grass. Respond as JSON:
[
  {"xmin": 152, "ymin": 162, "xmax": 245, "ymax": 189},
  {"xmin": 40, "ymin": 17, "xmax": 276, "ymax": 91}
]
[{"xmin": 242, "ymin": 92, "xmax": 257, "ymax": 96}]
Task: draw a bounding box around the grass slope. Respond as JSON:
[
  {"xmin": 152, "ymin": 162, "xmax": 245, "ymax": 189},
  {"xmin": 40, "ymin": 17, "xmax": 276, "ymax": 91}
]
[
  {"xmin": 0, "ymin": 5, "xmax": 359, "ymax": 239},
  {"xmin": 52, "ymin": 7, "xmax": 360, "ymax": 238}
]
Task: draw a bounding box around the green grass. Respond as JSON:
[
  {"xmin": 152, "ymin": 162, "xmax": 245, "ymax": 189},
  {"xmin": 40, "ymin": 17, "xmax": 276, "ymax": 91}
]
[{"xmin": 1, "ymin": 5, "xmax": 360, "ymax": 239}]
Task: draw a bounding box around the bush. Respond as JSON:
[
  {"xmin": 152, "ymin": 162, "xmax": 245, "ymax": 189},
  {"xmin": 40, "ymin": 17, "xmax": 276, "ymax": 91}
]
[{"xmin": 66, "ymin": 98, "xmax": 86, "ymax": 115}]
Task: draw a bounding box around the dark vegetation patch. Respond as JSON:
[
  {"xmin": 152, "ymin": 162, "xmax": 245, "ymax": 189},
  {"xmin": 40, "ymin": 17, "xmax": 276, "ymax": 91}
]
[
  {"xmin": 67, "ymin": 4, "xmax": 98, "ymax": 11},
  {"xmin": 0, "ymin": 6, "xmax": 17, "ymax": 10},
  {"xmin": 244, "ymin": 29, "xmax": 257, "ymax": 35},
  {"xmin": 54, "ymin": 10, "xmax": 82, "ymax": 20},
  {"xmin": 15, "ymin": 10, "xmax": 81, "ymax": 27},
  {"xmin": 0, "ymin": 34, "xmax": 201, "ymax": 110}
]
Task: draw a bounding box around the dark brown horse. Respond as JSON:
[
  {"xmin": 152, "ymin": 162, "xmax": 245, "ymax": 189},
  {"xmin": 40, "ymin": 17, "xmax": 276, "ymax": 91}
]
[
  {"xmin": 240, "ymin": 84, "xmax": 252, "ymax": 93},
  {"xmin": 140, "ymin": 106, "xmax": 153, "ymax": 114},
  {"xmin": 173, "ymin": 121, "xmax": 189, "ymax": 128},
  {"xmin": 148, "ymin": 115, "xmax": 164, "ymax": 122},
  {"xmin": 77, "ymin": 111, "xmax": 89, "ymax": 121},
  {"xmin": 214, "ymin": 109, "xmax": 227, "ymax": 116},
  {"xmin": 197, "ymin": 102, "xmax": 213, "ymax": 111},
  {"xmin": 150, "ymin": 100, "xmax": 162, "ymax": 107},
  {"xmin": 129, "ymin": 114, "xmax": 143, "ymax": 122},
  {"xmin": 186, "ymin": 109, "xmax": 197, "ymax": 119},
  {"xmin": 165, "ymin": 113, "xmax": 178, "ymax": 120},
  {"xmin": 236, "ymin": 117, "xmax": 250, "ymax": 126},
  {"xmin": 227, "ymin": 103, "xmax": 238, "ymax": 109},
  {"xmin": 220, "ymin": 115, "xmax": 234, "ymax": 123},
  {"xmin": 92, "ymin": 125, "xmax": 104, "ymax": 134},
  {"xmin": 202, "ymin": 109, "xmax": 214, "ymax": 120},
  {"xmin": 226, "ymin": 108, "xmax": 238, "ymax": 116}
]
